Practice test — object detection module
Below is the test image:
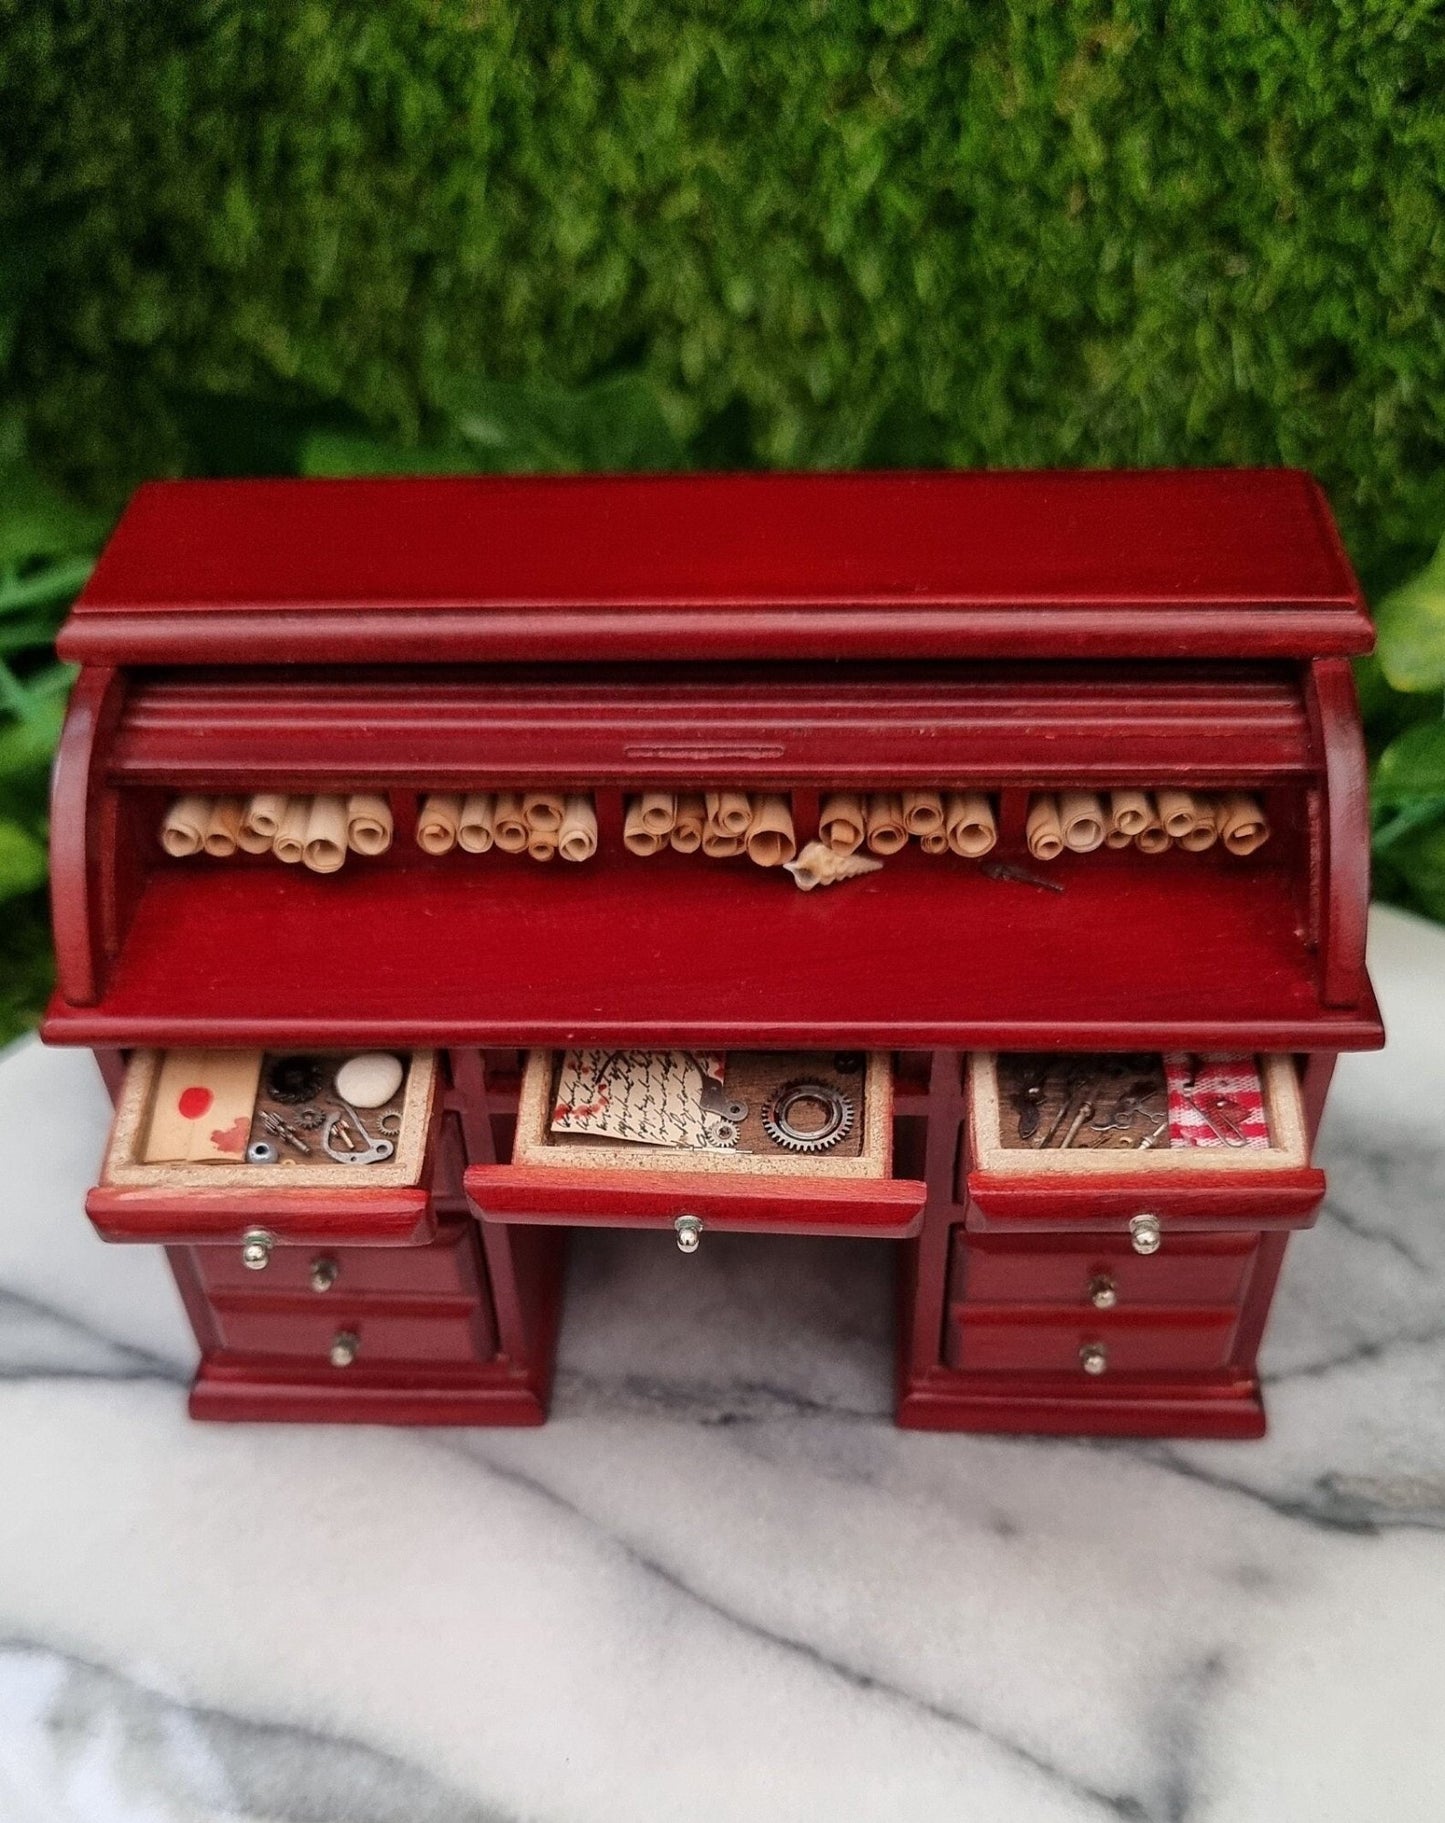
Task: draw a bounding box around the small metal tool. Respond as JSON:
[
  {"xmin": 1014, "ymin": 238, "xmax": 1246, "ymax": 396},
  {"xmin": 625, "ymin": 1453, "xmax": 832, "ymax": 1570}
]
[
  {"xmin": 1059, "ymin": 1100, "xmax": 1095, "ymax": 1148},
  {"xmin": 981, "ymin": 861, "xmax": 1066, "ymax": 894},
  {"xmin": 258, "ymin": 1108, "xmax": 311, "ymax": 1156},
  {"xmin": 1037, "ymin": 1070, "xmax": 1086, "ymax": 1148},
  {"xmin": 1013, "ymin": 1079, "xmax": 1046, "ymax": 1141},
  {"xmin": 1188, "ymin": 1091, "xmax": 1248, "ymax": 1147}
]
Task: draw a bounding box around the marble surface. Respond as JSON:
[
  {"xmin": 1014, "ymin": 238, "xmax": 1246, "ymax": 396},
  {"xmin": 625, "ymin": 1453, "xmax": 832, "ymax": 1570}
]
[{"xmin": 0, "ymin": 906, "xmax": 1443, "ymax": 1822}]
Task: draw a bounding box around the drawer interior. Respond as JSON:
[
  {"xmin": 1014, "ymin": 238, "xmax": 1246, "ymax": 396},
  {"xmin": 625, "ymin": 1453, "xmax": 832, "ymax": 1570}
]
[
  {"xmin": 512, "ymin": 1048, "xmax": 895, "ymax": 1182},
  {"xmin": 968, "ymin": 1050, "xmax": 1309, "ymax": 1178},
  {"xmin": 102, "ymin": 1047, "xmax": 438, "ymax": 1192}
]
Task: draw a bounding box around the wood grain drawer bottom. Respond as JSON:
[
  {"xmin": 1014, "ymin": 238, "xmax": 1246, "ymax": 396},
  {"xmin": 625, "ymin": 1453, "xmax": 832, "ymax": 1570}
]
[
  {"xmin": 946, "ymin": 1305, "xmax": 1240, "ymax": 1376},
  {"xmin": 953, "ymin": 1232, "xmax": 1259, "ymax": 1309},
  {"xmin": 207, "ymin": 1302, "xmax": 494, "ymax": 1368}
]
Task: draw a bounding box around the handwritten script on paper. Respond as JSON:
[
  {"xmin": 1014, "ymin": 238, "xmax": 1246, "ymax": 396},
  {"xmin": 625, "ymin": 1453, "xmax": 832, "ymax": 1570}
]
[{"xmin": 551, "ymin": 1050, "xmax": 730, "ymax": 1149}]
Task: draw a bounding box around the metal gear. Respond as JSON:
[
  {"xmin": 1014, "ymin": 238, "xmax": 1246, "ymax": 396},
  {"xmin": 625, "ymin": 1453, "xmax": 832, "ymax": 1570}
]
[
  {"xmin": 762, "ymin": 1081, "xmax": 855, "ymax": 1154},
  {"xmin": 266, "ymin": 1055, "xmax": 325, "ymax": 1105}
]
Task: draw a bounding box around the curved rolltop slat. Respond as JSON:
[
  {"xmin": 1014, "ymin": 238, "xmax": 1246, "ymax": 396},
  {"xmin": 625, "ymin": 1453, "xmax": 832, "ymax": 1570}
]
[{"xmin": 107, "ymin": 662, "xmax": 1314, "ymax": 788}]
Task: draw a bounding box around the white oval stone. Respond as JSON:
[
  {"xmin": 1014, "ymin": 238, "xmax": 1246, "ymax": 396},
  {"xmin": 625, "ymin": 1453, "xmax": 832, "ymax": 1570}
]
[{"xmin": 335, "ymin": 1052, "xmax": 404, "ymax": 1108}]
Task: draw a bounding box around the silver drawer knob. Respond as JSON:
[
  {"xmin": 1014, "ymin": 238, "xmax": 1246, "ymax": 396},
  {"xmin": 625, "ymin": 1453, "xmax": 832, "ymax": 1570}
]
[
  {"xmin": 329, "ymin": 1330, "xmax": 360, "ymax": 1368},
  {"xmin": 674, "ymin": 1214, "xmax": 704, "ymax": 1254},
  {"xmin": 1129, "ymin": 1213, "xmax": 1162, "ymax": 1255},
  {"xmin": 1088, "ymin": 1274, "xmax": 1118, "ymax": 1310},
  {"xmin": 1079, "ymin": 1342, "xmax": 1108, "ymax": 1376},
  {"xmin": 309, "ymin": 1256, "xmax": 339, "ymax": 1293},
  {"xmin": 240, "ymin": 1227, "xmax": 276, "ymax": 1271}
]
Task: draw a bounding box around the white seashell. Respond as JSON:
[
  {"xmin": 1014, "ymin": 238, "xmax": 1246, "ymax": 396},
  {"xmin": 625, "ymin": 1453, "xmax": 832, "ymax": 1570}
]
[
  {"xmin": 334, "ymin": 1052, "xmax": 405, "ymax": 1108},
  {"xmin": 783, "ymin": 841, "xmax": 885, "ymax": 892}
]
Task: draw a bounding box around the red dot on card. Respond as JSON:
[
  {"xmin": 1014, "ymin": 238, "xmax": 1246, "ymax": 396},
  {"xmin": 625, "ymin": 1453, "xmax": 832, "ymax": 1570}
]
[{"xmin": 177, "ymin": 1085, "xmax": 213, "ymax": 1120}]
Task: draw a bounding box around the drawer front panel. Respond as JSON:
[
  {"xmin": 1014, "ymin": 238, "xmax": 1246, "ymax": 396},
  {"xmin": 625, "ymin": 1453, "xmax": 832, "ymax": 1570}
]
[
  {"xmin": 209, "ymin": 1302, "xmax": 493, "ymax": 1367},
  {"xmin": 954, "ymin": 1232, "xmax": 1259, "ymax": 1309},
  {"xmin": 467, "ymin": 1162, "xmax": 926, "ymax": 1237},
  {"xmin": 963, "ymin": 1176, "xmax": 1323, "ymax": 1233},
  {"xmin": 194, "ymin": 1224, "xmax": 480, "ymax": 1301},
  {"xmin": 946, "ymin": 1306, "xmax": 1239, "ymax": 1376}
]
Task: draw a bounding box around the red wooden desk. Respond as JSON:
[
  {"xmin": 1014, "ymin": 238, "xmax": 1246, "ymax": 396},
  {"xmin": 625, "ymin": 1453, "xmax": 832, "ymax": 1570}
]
[{"xmin": 44, "ymin": 470, "xmax": 1380, "ymax": 1436}]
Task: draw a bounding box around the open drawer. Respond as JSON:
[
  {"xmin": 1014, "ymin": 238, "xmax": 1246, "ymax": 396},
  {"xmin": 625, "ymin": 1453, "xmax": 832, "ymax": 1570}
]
[
  {"xmin": 965, "ymin": 1051, "xmax": 1325, "ymax": 1234},
  {"xmin": 87, "ymin": 1048, "xmax": 439, "ymax": 1247},
  {"xmin": 466, "ymin": 1050, "xmax": 926, "ymax": 1239}
]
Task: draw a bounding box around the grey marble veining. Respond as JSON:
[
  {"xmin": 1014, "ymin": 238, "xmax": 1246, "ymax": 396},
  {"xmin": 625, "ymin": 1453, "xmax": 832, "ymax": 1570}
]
[{"xmin": 0, "ymin": 906, "xmax": 1441, "ymax": 1821}]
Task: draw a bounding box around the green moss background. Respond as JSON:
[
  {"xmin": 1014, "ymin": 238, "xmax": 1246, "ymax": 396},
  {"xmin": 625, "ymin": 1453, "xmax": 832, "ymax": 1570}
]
[
  {"xmin": 2, "ymin": 0, "xmax": 1445, "ymax": 1037},
  {"xmin": 5, "ymin": 0, "xmax": 1444, "ymax": 572}
]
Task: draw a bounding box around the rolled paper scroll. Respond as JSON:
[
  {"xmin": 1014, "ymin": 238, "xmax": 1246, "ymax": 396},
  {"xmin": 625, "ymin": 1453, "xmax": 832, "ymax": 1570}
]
[
  {"xmin": 818, "ymin": 792, "xmax": 866, "ymax": 855},
  {"xmin": 636, "ymin": 790, "xmax": 677, "ymax": 836},
  {"xmin": 745, "ymin": 793, "xmax": 796, "ymax": 867},
  {"xmin": 558, "ymin": 794, "xmax": 599, "ymax": 862},
  {"xmin": 864, "ymin": 792, "xmax": 908, "ymax": 856},
  {"xmin": 1059, "ymin": 789, "xmax": 1106, "ymax": 854},
  {"xmin": 1177, "ymin": 793, "xmax": 1219, "ymax": 853},
  {"xmin": 346, "ymin": 792, "xmax": 394, "ymax": 856},
  {"xmin": 670, "ymin": 793, "xmax": 706, "ymax": 854},
  {"xmin": 919, "ymin": 829, "xmax": 949, "ymax": 855},
  {"xmin": 160, "ymin": 794, "xmax": 211, "ymax": 858},
  {"xmin": 492, "ymin": 792, "xmax": 529, "ymax": 854},
  {"xmin": 1025, "ymin": 794, "xmax": 1064, "ymax": 861},
  {"xmin": 272, "ymin": 796, "xmax": 310, "ymax": 864},
  {"xmin": 706, "ymin": 791, "xmax": 753, "ymax": 837},
  {"xmin": 1109, "ymin": 789, "xmax": 1151, "ymax": 839},
  {"xmin": 944, "ymin": 791, "xmax": 997, "ymax": 858},
  {"xmin": 1104, "ymin": 824, "xmax": 1134, "ymax": 850},
  {"xmin": 1134, "ymin": 816, "xmax": 1172, "ymax": 854},
  {"xmin": 1154, "ymin": 788, "xmax": 1198, "ymax": 840},
  {"xmin": 457, "ymin": 793, "xmax": 495, "ymax": 854},
  {"xmin": 623, "ymin": 797, "xmax": 666, "ymax": 856},
  {"xmin": 522, "ymin": 791, "xmax": 564, "ymax": 833},
  {"xmin": 701, "ymin": 823, "xmax": 746, "ymax": 858},
  {"xmin": 902, "ymin": 790, "xmax": 945, "ymax": 839},
  {"xmin": 236, "ymin": 793, "xmax": 282, "ymax": 854},
  {"xmin": 202, "ymin": 796, "xmax": 245, "ymax": 859},
  {"xmin": 527, "ymin": 830, "xmax": 558, "ymax": 861},
  {"xmin": 1217, "ymin": 791, "xmax": 1270, "ymax": 856},
  {"xmin": 302, "ymin": 794, "xmax": 349, "ymax": 874},
  {"xmin": 416, "ymin": 792, "xmax": 462, "ymax": 856}
]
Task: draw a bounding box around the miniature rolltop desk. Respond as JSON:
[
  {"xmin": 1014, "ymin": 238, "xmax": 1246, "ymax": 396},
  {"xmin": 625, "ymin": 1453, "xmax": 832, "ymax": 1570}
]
[{"xmin": 43, "ymin": 471, "xmax": 1382, "ymax": 1437}]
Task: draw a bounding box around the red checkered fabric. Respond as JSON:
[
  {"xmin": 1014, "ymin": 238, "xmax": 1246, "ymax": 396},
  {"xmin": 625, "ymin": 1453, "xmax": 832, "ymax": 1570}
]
[{"xmin": 1163, "ymin": 1053, "xmax": 1271, "ymax": 1149}]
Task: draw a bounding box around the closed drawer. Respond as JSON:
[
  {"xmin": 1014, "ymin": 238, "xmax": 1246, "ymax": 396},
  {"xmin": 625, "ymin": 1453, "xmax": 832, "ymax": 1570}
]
[
  {"xmin": 88, "ymin": 1047, "xmax": 439, "ymax": 1246},
  {"xmin": 954, "ymin": 1231, "xmax": 1259, "ymax": 1309},
  {"xmin": 946, "ymin": 1305, "xmax": 1240, "ymax": 1376},
  {"xmin": 467, "ymin": 1050, "xmax": 925, "ymax": 1239},
  {"xmin": 207, "ymin": 1301, "xmax": 494, "ymax": 1367},
  {"xmin": 193, "ymin": 1222, "xmax": 481, "ymax": 1301},
  {"xmin": 965, "ymin": 1052, "xmax": 1324, "ymax": 1234}
]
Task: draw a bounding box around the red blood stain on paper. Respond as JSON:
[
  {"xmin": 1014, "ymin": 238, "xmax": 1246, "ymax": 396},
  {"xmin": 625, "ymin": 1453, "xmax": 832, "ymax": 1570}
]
[
  {"xmin": 210, "ymin": 1115, "xmax": 250, "ymax": 1155},
  {"xmin": 177, "ymin": 1085, "xmax": 213, "ymax": 1120}
]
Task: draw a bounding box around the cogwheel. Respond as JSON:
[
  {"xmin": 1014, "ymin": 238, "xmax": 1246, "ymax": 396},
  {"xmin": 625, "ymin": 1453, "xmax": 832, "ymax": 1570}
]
[
  {"xmin": 707, "ymin": 1118, "xmax": 739, "ymax": 1149},
  {"xmin": 266, "ymin": 1055, "xmax": 325, "ymax": 1105},
  {"xmin": 762, "ymin": 1081, "xmax": 855, "ymax": 1154},
  {"xmin": 293, "ymin": 1107, "xmax": 326, "ymax": 1131}
]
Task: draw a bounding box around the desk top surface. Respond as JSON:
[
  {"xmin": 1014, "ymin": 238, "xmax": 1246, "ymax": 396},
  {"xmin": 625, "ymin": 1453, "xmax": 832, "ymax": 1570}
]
[{"xmin": 60, "ymin": 469, "xmax": 1373, "ymax": 664}]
